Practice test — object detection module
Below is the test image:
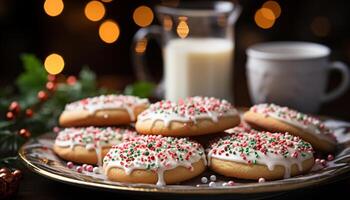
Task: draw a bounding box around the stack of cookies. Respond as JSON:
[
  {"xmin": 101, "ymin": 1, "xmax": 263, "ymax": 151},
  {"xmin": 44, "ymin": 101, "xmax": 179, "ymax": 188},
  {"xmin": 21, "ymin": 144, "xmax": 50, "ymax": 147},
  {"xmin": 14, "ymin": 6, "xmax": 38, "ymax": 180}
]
[
  {"xmin": 53, "ymin": 95, "xmax": 150, "ymax": 166},
  {"xmin": 53, "ymin": 95, "xmax": 337, "ymax": 186}
]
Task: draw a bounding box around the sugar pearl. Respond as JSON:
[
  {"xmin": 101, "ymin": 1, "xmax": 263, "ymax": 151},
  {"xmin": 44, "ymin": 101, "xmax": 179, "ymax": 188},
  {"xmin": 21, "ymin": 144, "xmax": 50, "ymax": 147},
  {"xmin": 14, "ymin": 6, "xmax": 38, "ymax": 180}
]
[
  {"xmin": 320, "ymin": 159, "xmax": 327, "ymax": 166},
  {"xmin": 315, "ymin": 158, "xmax": 320, "ymax": 164},
  {"xmin": 227, "ymin": 180, "xmax": 235, "ymax": 186},
  {"xmin": 93, "ymin": 167, "xmax": 100, "ymax": 174},
  {"xmin": 222, "ymin": 183, "xmax": 228, "ymax": 186},
  {"xmin": 76, "ymin": 166, "xmax": 83, "ymax": 173},
  {"xmin": 327, "ymin": 154, "xmax": 334, "ymax": 161},
  {"xmin": 258, "ymin": 178, "xmax": 265, "ymax": 183},
  {"xmin": 86, "ymin": 165, "xmax": 93, "ymax": 172},
  {"xmin": 209, "ymin": 182, "xmax": 216, "ymax": 187},
  {"xmin": 210, "ymin": 175, "xmax": 216, "ymax": 181},
  {"xmin": 66, "ymin": 162, "xmax": 74, "ymax": 169},
  {"xmin": 201, "ymin": 176, "xmax": 208, "ymax": 184},
  {"xmin": 82, "ymin": 164, "xmax": 88, "ymax": 171}
]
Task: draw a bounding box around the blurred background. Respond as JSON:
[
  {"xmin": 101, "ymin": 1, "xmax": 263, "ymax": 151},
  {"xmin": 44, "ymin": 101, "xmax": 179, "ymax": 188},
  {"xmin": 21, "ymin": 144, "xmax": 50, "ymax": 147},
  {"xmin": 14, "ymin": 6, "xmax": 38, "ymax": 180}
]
[{"xmin": 0, "ymin": 0, "xmax": 349, "ymax": 119}]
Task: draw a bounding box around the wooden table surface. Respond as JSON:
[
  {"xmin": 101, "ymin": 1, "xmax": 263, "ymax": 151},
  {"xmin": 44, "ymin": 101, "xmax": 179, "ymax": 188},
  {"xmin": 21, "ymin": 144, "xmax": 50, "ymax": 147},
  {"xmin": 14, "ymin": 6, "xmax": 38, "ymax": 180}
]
[{"xmin": 12, "ymin": 167, "xmax": 350, "ymax": 200}]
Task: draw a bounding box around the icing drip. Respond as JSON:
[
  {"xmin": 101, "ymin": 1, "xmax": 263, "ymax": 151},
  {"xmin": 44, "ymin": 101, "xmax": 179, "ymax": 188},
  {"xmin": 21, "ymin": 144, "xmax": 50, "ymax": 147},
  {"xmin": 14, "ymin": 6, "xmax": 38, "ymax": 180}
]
[
  {"xmin": 137, "ymin": 96, "xmax": 238, "ymax": 127},
  {"xmin": 55, "ymin": 127, "xmax": 138, "ymax": 166},
  {"xmin": 208, "ymin": 127, "xmax": 314, "ymax": 179},
  {"xmin": 103, "ymin": 135, "xmax": 206, "ymax": 186},
  {"xmin": 250, "ymin": 104, "xmax": 337, "ymax": 144},
  {"xmin": 64, "ymin": 95, "xmax": 149, "ymax": 121}
]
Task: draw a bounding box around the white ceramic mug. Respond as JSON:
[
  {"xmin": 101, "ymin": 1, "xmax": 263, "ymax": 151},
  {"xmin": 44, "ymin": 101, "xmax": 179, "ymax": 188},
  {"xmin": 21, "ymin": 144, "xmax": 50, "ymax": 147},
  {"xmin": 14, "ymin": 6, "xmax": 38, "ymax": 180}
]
[{"xmin": 246, "ymin": 41, "xmax": 350, "ymax": 113}]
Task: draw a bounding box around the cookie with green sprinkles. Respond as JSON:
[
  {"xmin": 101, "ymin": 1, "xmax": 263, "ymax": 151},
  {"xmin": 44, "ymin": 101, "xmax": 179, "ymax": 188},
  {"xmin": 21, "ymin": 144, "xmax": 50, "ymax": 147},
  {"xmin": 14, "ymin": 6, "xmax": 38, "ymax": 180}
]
[
  {"xmin": 135, "ymin": 96, "xmax": 240, "ymax": 137},
  {"xmin": 53, "ymin": 127, "xmax": 138, "ymax": 165},
  {"xmin": 243, "ymin": 104, "xmax": 337, "ymax": 153},
  {"xmin": 103, "ymin": 135, "xmax": 207, "ymax": 186},
  {"xmin": 207, "ymin": 126, "xmax": 315, "ymax": 180}
]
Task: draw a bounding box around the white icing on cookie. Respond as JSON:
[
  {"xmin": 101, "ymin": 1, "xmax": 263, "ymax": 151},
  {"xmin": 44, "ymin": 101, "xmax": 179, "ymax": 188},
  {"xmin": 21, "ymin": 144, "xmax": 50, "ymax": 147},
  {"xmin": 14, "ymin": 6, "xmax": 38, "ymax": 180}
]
[
  {"xmin": 208, "ymin": 127, "xmax": 314, "ymax": 179},
  {"xmin": 64, "ymin": 95, "xmax": 149, "ymax": 121},
  {"xmin": 250, "ymin": 104, "xmax": 337, "ymax": 144},
  {"xmin": 55, "ymin": 127, "xmax": 138, "ymax": 166},
  {"xmin": 103, "ymin": 135, "xmax": 206, "ymax": 186},
  {"xmin": 137, "ymin": 96, "xmax": 238, "ymax": 127}
]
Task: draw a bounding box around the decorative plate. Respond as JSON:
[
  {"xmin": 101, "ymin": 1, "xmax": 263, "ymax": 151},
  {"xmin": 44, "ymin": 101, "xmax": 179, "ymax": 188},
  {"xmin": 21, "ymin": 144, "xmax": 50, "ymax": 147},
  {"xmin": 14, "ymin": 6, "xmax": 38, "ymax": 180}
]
[{"xmin": 19, "ymin": 118, "xmax": 350, "ymax": 197}]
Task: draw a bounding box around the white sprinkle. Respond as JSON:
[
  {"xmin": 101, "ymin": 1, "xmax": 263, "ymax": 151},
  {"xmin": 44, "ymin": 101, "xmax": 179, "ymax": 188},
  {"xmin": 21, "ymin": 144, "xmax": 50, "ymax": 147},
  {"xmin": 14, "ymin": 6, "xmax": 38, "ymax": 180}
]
[
  {"xmin": 201, "ymin": 176, "xmax": 208, "ymax": 184},
  {"xmin": 209, "ymin": 182, "xmax": 216, "ymax": 187},
  {"xmin": 210, "ymin": 175, "xmax": 216, "ymax": 181},
  {"xmin": 222, "ymin": 183, "xmax": 228, "ymax": 186},
  {"xmin": 196, "ymin": 184, "xmax": 201, "ymax": 187},
  {"xmin": 93, "ymin": 167, "xmax": 100, "ymax": 174},
  {"xmin": 258, "ymin": 178, "xmax": 265, "ymax": 183}
]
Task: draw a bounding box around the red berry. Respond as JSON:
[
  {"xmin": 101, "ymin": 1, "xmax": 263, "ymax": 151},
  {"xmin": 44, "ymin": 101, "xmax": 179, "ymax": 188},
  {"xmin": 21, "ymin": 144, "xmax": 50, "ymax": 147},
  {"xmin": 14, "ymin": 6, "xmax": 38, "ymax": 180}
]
[
  {"xmin": 0, "ymin": 168, "xmax": 10, "ymax": 175},
  {"xmin": 47, "ymin": 74, "xmax": 56, "ymax": 82},
  {"xmin": 37, "ymin": 90, "xmax": 48, "ymax": 101},
  {"xmin": 12, "ymin": 170, "xmax": 22, "ymax": 180},
  {"xmin": 46, "ymin": 81, "xmax": 56, "ymax": 91},
  {"xmin": 25, "ymin": 109, "xmax": 33, "ymax": 118},
  {"xmin": 19, "ymin": 129, "xmax": 31, "ymax": 139},
  {"xmin": 66, "ymin": 76, "xmax": 77, "ymax": 85},
  {"xmin": 6, "ymin": 112, "xmax": 14, "ymax": 120},
  {"xmin": 9, "ymin": 101, "xmax": 20, "ymax": 113}
]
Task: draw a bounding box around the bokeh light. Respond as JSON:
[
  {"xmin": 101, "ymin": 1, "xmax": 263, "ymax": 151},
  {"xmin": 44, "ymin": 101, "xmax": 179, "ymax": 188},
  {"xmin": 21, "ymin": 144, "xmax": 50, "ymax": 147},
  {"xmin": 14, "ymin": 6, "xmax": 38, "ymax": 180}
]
[
  {"xmin": 133, "ymin": 6, "xmax": 154, "ymax": 27},
  {"xmin": 254, "ymin": 8, "xmax": 276, "ymax": 29},
  {"xmin": 163, "ymin": 15, "xmax": 173, "ymax": 31},
  {"xmin": 101, "ymin": 0, "xmax": 113, "ymax": 3},
  {"xmin": 135, "ymin": 38, "xmax": 148, "ymax": 54},
  {"xmin": 311, "ymin": 16, "xmax": 331, "ymax": 37},
  {"xmin": 44, "ymin": 53, "xmax": 65, "ymax": 75},
  {"xmin": 43, "ymin": 0, "xmax": 64, "ymax": 17},
  {"xmin": 85, "ymin": 1, "xmax": 105, "ymax": 22},
  {"xmin": 262, "ymin": 1, "xmax": 281, "ymax": 18},
  {"xmin": 99, "ymin": 20, "xmax": 120, "ymax": 43},
  {"xmin": 177, "ymin": 17, "xmax": 189, "ymax": 39}
]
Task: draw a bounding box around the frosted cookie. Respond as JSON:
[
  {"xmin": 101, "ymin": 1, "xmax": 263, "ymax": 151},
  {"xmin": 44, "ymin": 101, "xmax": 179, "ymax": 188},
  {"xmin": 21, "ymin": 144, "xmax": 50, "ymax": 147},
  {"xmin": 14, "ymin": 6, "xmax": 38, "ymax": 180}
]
[
  {"xmin": 59, "ymin": 95, "xmax": 149, "ymax": 127},
  {"xmin": 103, "ymin": 135, "xmax": 207, "ymax": 186},
  {"xmin": 208, "ymin": 127, "xmax": 314, "ymax": 180},
  {"xmin": 135, "ymin": 96, "xmax": 240, "ymax": 136},
  {"xmin": 53, "ymin": 127, "xmax": 138, "ymax": 165},
  {"xmin": 243, "ymin": 104, "xmax": 337, "ymax": 153}
]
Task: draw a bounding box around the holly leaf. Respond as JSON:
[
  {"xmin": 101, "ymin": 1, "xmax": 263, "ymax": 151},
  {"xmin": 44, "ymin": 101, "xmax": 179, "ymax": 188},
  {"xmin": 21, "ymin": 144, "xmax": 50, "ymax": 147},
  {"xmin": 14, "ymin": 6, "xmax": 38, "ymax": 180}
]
[
  {"xmin": 124, "ymin": 81, "xmax": 155, "ymax": 98},
  {"xmin": 16, "ymin": 54, "xmax": 47, "ymax": 94}
]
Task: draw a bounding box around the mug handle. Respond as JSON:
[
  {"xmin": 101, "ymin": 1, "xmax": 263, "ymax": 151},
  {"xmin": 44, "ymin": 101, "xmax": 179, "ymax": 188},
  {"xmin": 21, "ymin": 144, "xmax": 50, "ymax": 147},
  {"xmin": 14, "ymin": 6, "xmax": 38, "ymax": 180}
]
[
  {"xmin": 131, "ymin": 25, "xmax": 163, "ymax": 81},
  {"xmin": 321, "ymin": 61, "xmax": 350, "ymax": 102}
]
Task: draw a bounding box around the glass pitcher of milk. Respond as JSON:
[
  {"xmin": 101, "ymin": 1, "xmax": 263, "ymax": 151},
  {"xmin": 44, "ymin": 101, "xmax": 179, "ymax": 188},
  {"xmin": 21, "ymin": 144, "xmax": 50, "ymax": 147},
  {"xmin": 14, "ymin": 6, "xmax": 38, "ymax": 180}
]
[{"xmin": 132, "ymin": 1, "xmax": 241, "ymax": 102}]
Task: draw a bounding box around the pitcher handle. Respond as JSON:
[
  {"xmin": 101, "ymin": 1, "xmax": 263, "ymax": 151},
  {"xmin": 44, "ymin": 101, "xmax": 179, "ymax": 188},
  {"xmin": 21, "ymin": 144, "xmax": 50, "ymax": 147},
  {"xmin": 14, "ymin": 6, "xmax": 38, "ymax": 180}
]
[{"xmin": 131, "ymin": 25, "xmax": 163, "ymax": 81}]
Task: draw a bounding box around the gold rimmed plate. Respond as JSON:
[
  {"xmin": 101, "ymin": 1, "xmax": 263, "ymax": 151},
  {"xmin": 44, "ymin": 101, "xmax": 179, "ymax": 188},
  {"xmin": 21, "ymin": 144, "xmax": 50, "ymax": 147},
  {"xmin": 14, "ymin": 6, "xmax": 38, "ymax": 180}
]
[{"xmin": 19, "ymin": 118, "xmax": 350, "ymax": 197}]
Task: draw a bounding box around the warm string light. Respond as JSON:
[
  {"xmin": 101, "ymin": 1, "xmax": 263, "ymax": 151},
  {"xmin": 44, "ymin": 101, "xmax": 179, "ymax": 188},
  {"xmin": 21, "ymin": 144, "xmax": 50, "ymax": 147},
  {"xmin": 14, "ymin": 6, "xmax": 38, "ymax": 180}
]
[
  {"xmin": 254, "ymin": 1, "xmax": 281, "ymax": 29},
  {"xmin": 99, "ymin": 20, "xmax": 120, "ymax": 43},
  {"xmin": 177, "ymin": 16, "xmax": 189, "ymax": 39},
  {"xmin": 101, "ymin": 0, "xmax": 113, "ymax": 3},
  {"xmin": 255, "ymin": 8, "xmax": 275, "ymax": 29},
  {"xmin": 85, "ymin": 1, "xmax": 106, "ymax": 22},
  {"xmin": 44, "ymin": 53, "xmax": 65, "ymax": 75},
  {"xmin": 135, "ymin": 38, "xmax": 148, "ymax": 54},
  {"xmin": 43, "ymin": 0, "xmax": 64, "ymax": 17},
  {"xmin": 262, "ymin": 1, "xmax": 281, "ymax": 18},
  {"xmin": 133, "ymin": 6, "xmax": 154, "ymax": 27},
  {"xmin": 163, "ymin": 15, "xmax": 173, "ymax": 31}
]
